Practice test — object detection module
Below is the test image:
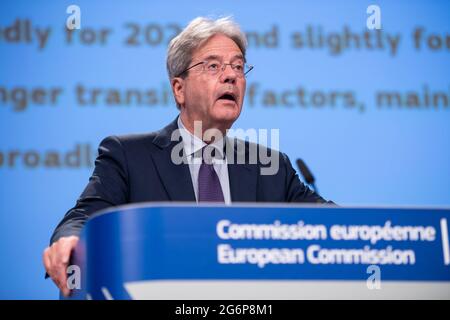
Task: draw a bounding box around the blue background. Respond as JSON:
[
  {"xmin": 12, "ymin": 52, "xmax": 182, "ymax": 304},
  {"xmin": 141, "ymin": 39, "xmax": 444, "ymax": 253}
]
[{"xmin": 0, "ymin": 0, "xmax": 449, "ymax": 299}]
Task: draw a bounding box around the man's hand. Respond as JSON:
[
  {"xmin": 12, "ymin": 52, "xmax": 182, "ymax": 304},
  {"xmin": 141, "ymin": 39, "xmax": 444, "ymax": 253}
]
[{"xmin": 43, "ymin": 236, "xmax": 79, "ymax": 297}]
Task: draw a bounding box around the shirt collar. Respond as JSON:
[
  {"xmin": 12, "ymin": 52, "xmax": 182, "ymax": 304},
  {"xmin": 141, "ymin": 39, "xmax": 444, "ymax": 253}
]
[{"xmin": 177, "ymin": 116, "xmax": 225, "ymax": 159}]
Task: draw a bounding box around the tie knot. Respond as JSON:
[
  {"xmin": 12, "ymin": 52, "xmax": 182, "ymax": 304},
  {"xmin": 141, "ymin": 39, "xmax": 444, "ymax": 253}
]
[{"xmin": 200, "ymin": 144, "xmax": 223, "ymax": 165}]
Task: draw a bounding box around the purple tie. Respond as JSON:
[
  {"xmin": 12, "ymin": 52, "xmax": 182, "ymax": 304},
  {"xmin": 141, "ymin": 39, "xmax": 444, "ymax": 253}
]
[{"xmin": 198, "ymin": 150, "xmax": 225, "ymax": 202}]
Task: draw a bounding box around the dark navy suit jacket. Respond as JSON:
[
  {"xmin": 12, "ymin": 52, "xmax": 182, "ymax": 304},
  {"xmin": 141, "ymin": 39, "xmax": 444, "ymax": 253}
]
[{"xmin": 50, "ymin": 117, "xmax": 331, "ymax": 244}]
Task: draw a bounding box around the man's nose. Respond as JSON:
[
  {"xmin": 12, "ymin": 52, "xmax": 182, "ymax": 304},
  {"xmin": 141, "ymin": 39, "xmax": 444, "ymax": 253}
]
[{"xmin": 219, "ymin": 65, "xmax": 237, "ymax": 84}]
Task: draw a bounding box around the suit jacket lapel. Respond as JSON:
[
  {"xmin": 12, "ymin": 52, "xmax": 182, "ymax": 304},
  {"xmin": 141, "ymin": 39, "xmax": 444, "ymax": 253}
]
[
  {"xmin": 150, "ymin": 117, "xmax": 196, "ymax": 202},
  {"xmin": 227, "ymin": 138, "xmax": 258, "ymax": 202}
]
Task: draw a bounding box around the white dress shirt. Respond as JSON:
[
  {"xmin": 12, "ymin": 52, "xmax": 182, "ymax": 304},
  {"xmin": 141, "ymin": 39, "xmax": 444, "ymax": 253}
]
[{"xmin": 177, "ymin": 116, "xmax": 232, "ymax": 204}]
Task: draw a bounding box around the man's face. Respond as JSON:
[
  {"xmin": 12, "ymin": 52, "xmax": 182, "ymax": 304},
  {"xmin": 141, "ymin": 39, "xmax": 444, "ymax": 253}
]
[{"xmin": 173, "ymin": 34, "xmax": 246, "ymax": 131}]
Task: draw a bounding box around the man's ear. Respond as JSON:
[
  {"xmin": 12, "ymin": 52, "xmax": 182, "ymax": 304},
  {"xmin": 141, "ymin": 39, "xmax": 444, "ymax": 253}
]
[{"xmin": 171, "ymin": 77, "xmax": 185, "ymax": 107}]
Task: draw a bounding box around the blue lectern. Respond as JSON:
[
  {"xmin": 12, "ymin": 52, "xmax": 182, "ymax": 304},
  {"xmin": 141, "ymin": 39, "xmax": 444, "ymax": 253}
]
[{"xmin": 66, "ymin": 203, "xmax": 450, "ymax": 299}]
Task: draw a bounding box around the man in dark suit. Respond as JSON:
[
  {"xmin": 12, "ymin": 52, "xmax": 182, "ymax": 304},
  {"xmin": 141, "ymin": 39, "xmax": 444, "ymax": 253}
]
[{"xmin": 43, "ymin": 16, "xmax": 332, "ymax": 296}]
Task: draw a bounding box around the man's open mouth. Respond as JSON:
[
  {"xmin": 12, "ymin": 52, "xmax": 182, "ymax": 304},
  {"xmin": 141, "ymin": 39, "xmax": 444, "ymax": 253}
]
[{"xmin": 217, "ymin": 93, "xmax": 237, "ymax": 102}]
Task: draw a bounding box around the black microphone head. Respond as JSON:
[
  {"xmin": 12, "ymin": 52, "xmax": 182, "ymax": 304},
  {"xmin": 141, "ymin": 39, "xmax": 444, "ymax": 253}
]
[{"xmin": 296, "ymin": 158, "xmax": 315, "ymax": 185}]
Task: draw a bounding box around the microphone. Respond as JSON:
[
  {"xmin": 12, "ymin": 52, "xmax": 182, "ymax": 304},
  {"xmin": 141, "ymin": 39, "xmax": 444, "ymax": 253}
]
[{"xmin": 296, "ymin": 158, "xmax": 319, "ymax": 194}]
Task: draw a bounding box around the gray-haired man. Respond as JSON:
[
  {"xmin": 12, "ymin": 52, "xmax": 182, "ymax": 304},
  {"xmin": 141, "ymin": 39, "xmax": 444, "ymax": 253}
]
[{"xmin": 43, "ymin": 16, "xmax": 332, "ymax": 296}]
